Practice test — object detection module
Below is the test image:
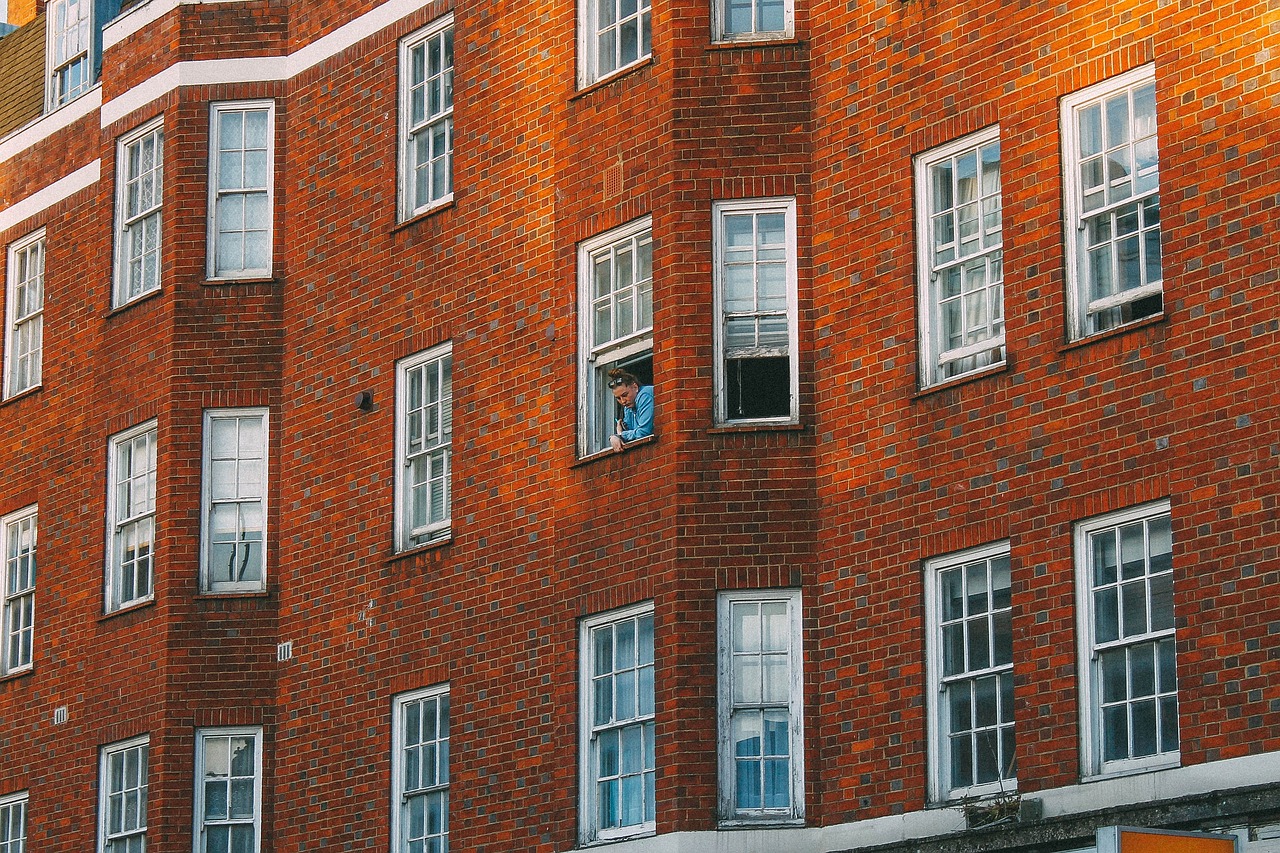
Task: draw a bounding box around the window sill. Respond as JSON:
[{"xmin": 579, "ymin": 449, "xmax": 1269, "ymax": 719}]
[
  {"xmin": 0, "ymin": 667, "xmax": 33, "ymax": 686},
  {"xmin": 913, "ymin": 361, "xmax": 1008, "ymax": 400},
  {"xmin": 707, "ymin": 36, "xmax": 802, "ymax": 50},
  {"xmin": 571, "ymin": 56, "xmax": 654, "ymax": 100},
  {"xmin": 573, "ymin": 434, "xmax": 656, "ymax": 466},
  {"xmin": 386, "ymin": 535, "xmax": 453, "ymax": 564},
  {"xmin": 717, "ymin": 817, "xmax": 806, "ymax": 829},
  {"xmin": 1060, "ymin": 313, "xmax": 1166, "ymax": 354},
  {"xmin": 581, "ymin": 826, "xmax": 656, "ymax": 846},
  {"xmin": 202, "ymin": 275, "xmax": 276, "ymax": 287},
  {"xmin": 1084, "ymin": 753, "xmax": 1180, "ymax": 782},
  {"xmin": 0, "ymin": 385, "xmax": 42, "ymax": 407},
  {"xmin": 393, "ymin": 197, "xmax": 455, "ymax": 232},
  {"xmin": 707, "ymin": 421, "xmax": 802, "ymax": 434},
  {"xmin": 100, "ymin": 597, "xmax": 156, "ymax": 621},
  {"xmin": 194, "ymin": 589, "xmax": 270, "ymax": 600},
  {"xmin": 106, "ymin": 287, "xmax": 163, "ymax": 317}
]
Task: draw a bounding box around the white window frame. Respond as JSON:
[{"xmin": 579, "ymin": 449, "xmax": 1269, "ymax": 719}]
[
  {"xmin": 923, "ymin": 541, "xmax": 1015, "ymax": 803},
  {"xmin": 207, "ymin": 100, "xmax": 275, "ymax": 280},
  {"xmin": 99, "ymin": 735, "xmax": 148, "ymax": 853},
  {"xmin": 711, "ymin": 0, "xmax": 792, "ymax": 43},
  {"xmin": 200, "ymin": 408, "xmax": 268, "ymax": 594},
  {"xmin": 394, "ymin": 344, "xmax": 453, "ymax": 551},
  {"xmin": 578, "ymin": 0, "xmax": 651, "ymax": 87},
  {"xmin": 914, "ymin": 127, "xmax": 1005, "ymax": 387},
  {"xmin": 4, "ymin": 230, "xmax": 45, "ymax": 400},
  {"xmin": 105, "ymin": 420, "xmax": 157, "ymax": 613},
  {"xmin": 193, "ymin": 727, "xmax": 262, "ymax": 853},
  {"xmin": 1075, "ymin": 499, "xmax": 1178, "ymax": 779},
  {"xmin": 716, "ymin": 588, "xmax": 804, "ymax": 824},
  {"xmin": 114, "ymin": 117, "xmax": 165, "ymax": 307},
  {"xmin": 0, "ymin": 791, "xmax": 27, "ymax": 853},
  {"xmin": 579, "ymin": 602, "xmax": 656, "ymax": 844},
  {"xmin": 712, "ymin": 198, "xmax": 799, "ymax": 426},
  {"xmin": 577, "ymin": 217, "xmax": 653, "ymax": 457},
  {"xmin": 2, "ymin": 505, "xmax": 37, "ymax": 678},
  {"xmin": 1061, "ymin": 64, "xmax": 1162, "ymax": 340},
  {"xmin": 46, "ymin": 0, "xmax": 94, "ymax": 110},
  {"xmin": 391, "ymin": 684, "xmax": 450, "ymax": 853},
  {"xmin": 397, "ymin": 16, "xmax": 455, "ymax": 221}
]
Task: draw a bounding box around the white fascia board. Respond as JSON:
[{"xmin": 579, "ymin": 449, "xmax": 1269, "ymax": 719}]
[
  {"xmin": 102, "ymin": 0, "xmax": 437, "ymax": 125},
  {"xmin": 553, "ymin": 751, "xmax": 1280, "ymax": 853},
  {"xmin": 0, "ymin": 160, "xmax": 100, "ymax": 234},
  {"xmin": 0, "ymin": 88, "xmax": 102, "ymax": 165},
  {"xmin": 99, "ymin": 58, "xmax": 290, "ymax": 128}
]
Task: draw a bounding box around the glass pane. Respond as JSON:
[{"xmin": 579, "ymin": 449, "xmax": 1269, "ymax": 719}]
[
  {"xmin": 1101, "ymin": 648, "xmax": 1127, "ymax": 703},
  {"xmin": 1121, "ymin": 579, "xmax": 1148, "ymax": 638}
]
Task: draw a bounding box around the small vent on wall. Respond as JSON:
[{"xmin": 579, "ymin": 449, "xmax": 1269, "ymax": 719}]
[
  {"xmin": 277, "ymin": 641, "xmax": 293, "ymax": 662},
  {"xmin": 52, "ymin": 705, "xmax": 68, "ymax": 725},
  {"xmin": 604, "ymin": 159, "xmax": 624, "ymax": 199}
]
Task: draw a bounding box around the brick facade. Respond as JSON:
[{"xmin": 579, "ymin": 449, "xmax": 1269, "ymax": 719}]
[{"xmin": 0, "ymin": 0, "xmax": 1278, "ymax": 851}]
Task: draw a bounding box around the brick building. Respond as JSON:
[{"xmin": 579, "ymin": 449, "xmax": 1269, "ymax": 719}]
[{"xmin": 0, "ymin": 0, "xmax": 1278, "ymax": 850}]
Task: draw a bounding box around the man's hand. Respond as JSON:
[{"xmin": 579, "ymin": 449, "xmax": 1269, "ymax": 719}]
[{"xmin": 609, "ymin": 435, "xmax": 624, "ymax": 452}]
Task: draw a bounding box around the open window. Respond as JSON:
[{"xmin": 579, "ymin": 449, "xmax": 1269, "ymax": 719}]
[
  {"xmin": 578, "ymin": 218, "xmax": 653, "ymax": 456},
  {"xmin": 713, "ymin": 199, "xmax": 798, "ymax": 425}
]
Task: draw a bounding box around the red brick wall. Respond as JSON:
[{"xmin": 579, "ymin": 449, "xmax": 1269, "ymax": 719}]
[{"xmin": 0, "ymin": 0, "xmax": 1277, "ymax": 849}]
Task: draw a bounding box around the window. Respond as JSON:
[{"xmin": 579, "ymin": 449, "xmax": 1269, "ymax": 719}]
[
  {"xmin": 208, "ymin": 101, "xmax": 274, "ymax": 280},
  {"xmin": 194, "ymin": 728, "xmax": 262, "ymax": 853},
  {"xmin": 392, "ymin": 686, "xmax": 450, "ymax": 853},
  {"xmin": 1062, "ymin": 65, "xmax": 1161, "ymax": 339},
  {"xmin": 106, "ymin": 421, "xmax": 157, "ymax": 612},
  {"xmin": 99, "ymin": 736, "xmax": 148, "ymax": 853},
  {"xmin": 46, "ymin": 0, "xmax": 91, "ymax": 108},
  {"xmin": 712, "ymin": 0, "xmax": 791, "ymax": 42},
  {"xmin": 577, "ymin": 219, "xmax": 653, "ymax": 456},
  {"xmin": 1075, "ymin": 500, "xmax": 1177, "ymax": 777},
  {"xmin": 914, "ymin": 128, "xmax": 1004, "ymax": 386},
  {"xmin": 579, "ymin": 0, "xmax": 651, "ymax": 86},
  {"xmin": 717, "ymin": 589, "xmax": 804, "ymax": 823},
  {"xmin": 200, "ymin": 409, "xmax": 268, "ymax": 593},
  {"xmin": 115, "ymin": 119, "xmax": 164, "ymax": 306},
  {"xmin": 924, "ymin": 542, "xmax": 1014, "ymax": 801},
  {"xmin": 395, "ymin": 345, "xmax": 452, "ymax": 550},
  {"xmin": 579, "ymin": 603, "xmax": 655, "ymax": 843},
  {"xmin": 2, "ymin": 506, "xmax": 36, "ymax": 678},
  {"xmin": 712, "ymin": 198, "xmax": 799, "ymax": 424},
  {"xmin": 0, "ymin": 792, "xmax": 26, "ymax": 853},
  {"xmin": 398, "ymin": 17, "xmax": 454, "ymax": 221},
  {"xmin": 4, "ymin": 231, "xmax": 44, "ymax": 399}
]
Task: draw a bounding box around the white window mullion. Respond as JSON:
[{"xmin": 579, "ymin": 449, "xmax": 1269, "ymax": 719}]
[
  {"xmin": 713, "ymin": 198, "xmax": 798, "ymax": 425},
  {"xmin": 5, "ymin": 231, "xmax": 46, "ymax": 399},
  {"xmin": 577, "ymin": 218, "xmax": 654, "ymax": 456},
  {"xmin": 2, "ymin": 506, "xmax": 37, "ymax": 677},
  {"xmin": 717, "ymin": 589, "xmax": 804, "ymax": 824},
  {"xmin": 194, "ymin": 728, "xmax": 262, "ymax": 853},
  {"xmin": 115, "ymin": 119, "xmax": 164, "ymax": 306},
  {"xmin": 1075, "ymin": 499, "xmax": 1178, "ymax": 778},
  {"xmin": 99, "ymin": 736, "xmax": 148, "ymax": 853},
  {"xmin": 398, "ymin": 16, "xmax": 455, "ymax": 221},
  {"xmin": 915, "ymin": 127, "xmax": 1004, "ymax": 387},
  {"xmin": 201, "ymin": 409, "xmax": 268, "ymax": 593},
  {"xmin": 579, "ymin": 602, "xmax": 656, "ymax": 843},
  {"xmin": 208, "ymin": 101, "xmax": 275, "ymax": 280},
  {"xmin": 392, "ymin": 686, "xmax": 450, "ymax": 853},
  {"xmin": 924, "ymin": 541, "xmax": 1015, "ymax": 802},
  {"xmin": 396, "ymin": 344, "xmax": 453, "ymax": 551},
  {"xmin": 0, "ymin": 792, "xmax": 28, "ymax": 853},
  {"xmin": 1062, "ymin": 65, "xmax": 1162, "ymax": 339},
  {"xmin": 107, "ymin": 422, "xmax": 157, "ymax": 612}
]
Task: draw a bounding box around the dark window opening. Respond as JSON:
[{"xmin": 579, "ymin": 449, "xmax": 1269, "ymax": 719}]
[{"xmin": 726, "ymin": 356, "xmax": 789, "ymax": 420}]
